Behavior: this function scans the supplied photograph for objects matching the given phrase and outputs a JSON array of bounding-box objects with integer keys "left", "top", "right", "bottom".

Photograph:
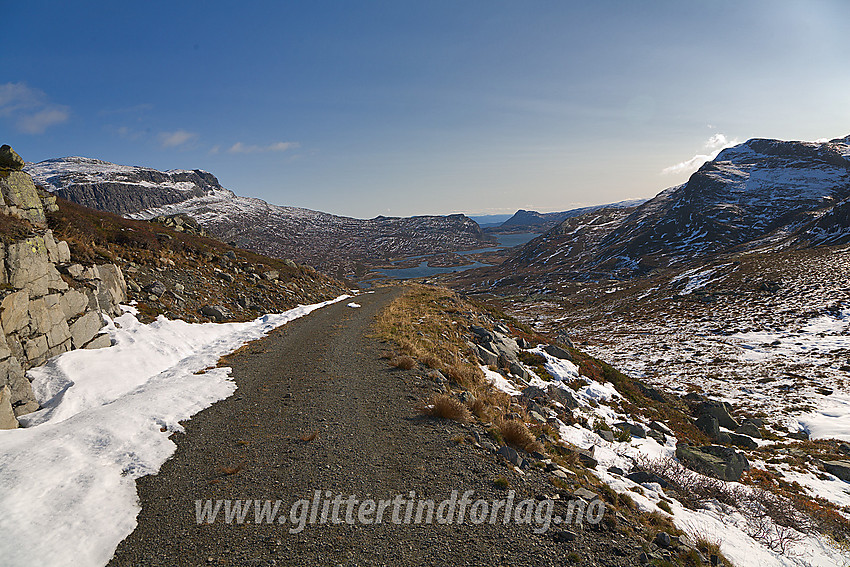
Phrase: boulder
[
  {"left": 475, "top": 344, "right": 499, "bottom": 367},
  {"left": 736, "top": 422, "right": 762, "bottom": 439},
  {"left": 200, "top": 305, "right": 230, "bottom": 322},
  {"left": 598, "top": 429, "right": 615, "bottom": 442},
  {"left": 5, "top": 237, "right": 52, "bottom": 296},
  {"left": 0, "top": 290, "right": 29, "bottom": 333},
  {"left": 0, "top": 145, "right": 25, "bottom": 170},
  {"left": 543, "top": 344, "right": 572, "bottom": 360},
  {"left": 509, "top": 361, "right": 530, "bottom": 381},
  {"left": 614, "top": 421, "right": 646, "bottom": 438},
  {"left": 144, "top": 280, "right": 167, "bottom": 297},
  {"left": 59, "top": 289, "right": 89, "bottom": 320},
  {"left": 696, "top": 401, "right": 740, "bottom": 430},
  {"left": 676, "top": 444, "right": 749, "bottom": 482},
  {"left": 497, "top": 445, "right": 523, "bottom": 467},
  {"left": 470, "top": 325, "right": 493, "bottom": 342},
  {"left": 728, "top": 433, "right": 758, "bottom": 450},
  {"left": 489, "top": 332, "right": 519, "bottom": 362},
  {"left": 695, "top": 414, "right": 720, "bottom": 439},
  {"left": 84, "top": 334, "right": 112, "bottom": 350},
  {"left": 547, "top": 384, "right": 578, "bottom": 409},
  {"left": 0, "top": 170, "right": 46, "bottom": 226},
  {"left": 823, "top": 461, "right": 850, "bottom": 482},
  {"left": 626, "top": 470, "right": 669, "bottom": 488},
  {"left": 0, "top": 385, "right": 18, "bottom": 429}
]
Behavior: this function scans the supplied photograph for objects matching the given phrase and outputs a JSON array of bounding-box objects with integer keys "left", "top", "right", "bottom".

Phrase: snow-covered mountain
[
  {"left": 497, "top": 134, "right": 850, "bottom": 280},
  {"left": 497, "top": 199, "right": 647, "bottom": 233},
  {"left": 25, "top": 157, "right": 489, "bottom": 275}
]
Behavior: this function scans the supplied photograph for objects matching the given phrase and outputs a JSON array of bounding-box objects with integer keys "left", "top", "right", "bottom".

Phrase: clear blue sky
[{"left": 2, "top": 1, "right": 849, "bottom": 218}]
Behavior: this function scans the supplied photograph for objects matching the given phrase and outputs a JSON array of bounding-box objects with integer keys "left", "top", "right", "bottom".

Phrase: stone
[
  {"left": 509, "top": 361, "right": 530, "bottom": 381},
  {"left": 488, "top": 332, "right": 519, "bottom": 362},
  {"left": 626, "top": 470, "right": 669, "bottom": 488},
  {"left": 470, "top": 325, "right": 493, "bottom": 342},
  {"left": 23, "top": 335, "right": 49, "bottom": 365},
  {"left": 654, "top": 532, "right": 672, "bottom": 548},
  {"left": 696, "top": 401, "right": 740, "bottom": 430},
  {"left": 823, "top": 461, "right": 850, "bottom": 482},
  {"left": 144, "top": 280, "right": 167, "bottom": 297},
  {"left": 0, "top": 332, "right": 10, "bottom": 360},
  {"left": 56, "top": 240, "right": 71, "bottom": 263},
  {"left": 475, "top": 344, "right": 499, "bottom": 367},
  {"left": 547, "top": 384, "right": 578, "bottom": 409},
  {"left": 614, "top": 421, "right": 646, "bottom": 438},
  {"left": 93, "top": 264, "right": 127, "bottom": 315},
  {"left": 543, "top": 344, "right": 572, "bottom": 360},
  {"left": 647, "top": 429, "right": 667, "bottom": 445},
  {"left": 262, "top": 270, "right": 279, "bottom": 281},
  {"left": 608, "top": 466, "right": 625, "bottom": 476},
  {"left": 736, "top": 423, "right": 762, "bottom": 439},
  {"left": 0, "top": 145, "right": 25, "bottom": 170},
  {"left": 84, "top": 334, "right": 112, "bottom": 349},
  {"left": 218, "top": 272, "right": 234, "bottom": 283},
  {"left": 283, "top": 259, "right": 298, "bottom": 269},
  {"left": 649, "top": 421, "right": 674, "bottom": 435},
  {"left": 552, "top": 530, "right": 577, "bottom": 543},
  {"left": 70, "top": 311, "right": 104, "bottom": 349},
  {"left": 6, "top": 237, "right": 51, "bottom": 296},
  {"left": 497, "top": 445, "right": 523, "bottom": 467},
  {"left": 0, "top": 385, "right": 19, "bottom": 429},
  {"left": 598, "top": 429, "right": 615, "bottom": 442},
  {"left": 528, "top": 410, "right": 547, "bottom": 424},
  {"left": 838, "top": 443, "right": 850, "bottom": 455},
  {"left": 637, "top": 382, "right": 667, "bottom": 402},
  {"left": 728, "top": 433, "right": 758, "bottom": 450},
  {"left": 200, "top": 305, "right": 230, "bottom": 322},
  {"left": 676, "top": 444, "right": 749, "bottom": 482},
  {"left": 573, "top": 487, "right": 599, "bottom": 501},
  {"left": 0, "top": 170, "right": 46, "bottom": 225},
  {"left": 695, "top": 414, "right": 720, "bottom": 438},
  {"left": 59, "top": 289, "right": 89, "bottom": 320}
]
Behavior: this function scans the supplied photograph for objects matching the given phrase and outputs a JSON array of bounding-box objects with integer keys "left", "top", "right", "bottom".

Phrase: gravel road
[{"left": 108, "top": 287, "right": 641, "bottom": 566}]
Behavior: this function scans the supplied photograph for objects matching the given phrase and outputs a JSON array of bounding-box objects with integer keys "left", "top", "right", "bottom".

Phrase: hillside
[
  {"left": 474, "top": 135, "right": 850, "bottom": 284},
  {"left": 26, "top": 157, "right": 491, "bottom": 277},
  {"left": 496, "top": 199, "right": 647, "bottom": 233}
]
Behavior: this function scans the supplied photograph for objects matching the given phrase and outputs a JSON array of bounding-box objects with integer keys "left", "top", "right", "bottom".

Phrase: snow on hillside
[
  {"left": 482, "top": 348, "right": 849, "bottom": 566},
  {"left": 0, "top": 296, "right": 350, "bottom": 567},
  {"left": 26, "top": 157, "right": 211, "bottom": 193}
]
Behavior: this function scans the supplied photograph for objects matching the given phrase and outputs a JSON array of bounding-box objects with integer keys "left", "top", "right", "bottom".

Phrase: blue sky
[{"left": 2, "top": 1, "right": 849, "bottom": 218}]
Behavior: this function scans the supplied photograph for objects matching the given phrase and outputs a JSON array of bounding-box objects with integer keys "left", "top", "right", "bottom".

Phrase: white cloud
[
  {"left": 158, "top": 129, "right": 198, "bottom": 148},
  {"left": 227, "top": 141, "right": 300, "bottom": 154},
  {"left": 0, "top": 82, "right": 69, "bottom": 134},
  {"left": 662, "top": 133, "right": 739, "bottom": 175}
]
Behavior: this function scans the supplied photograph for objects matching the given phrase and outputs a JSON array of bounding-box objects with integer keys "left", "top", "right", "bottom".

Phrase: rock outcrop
[{"left": 0, "top": 146, "right": 128, "bottom": 426}]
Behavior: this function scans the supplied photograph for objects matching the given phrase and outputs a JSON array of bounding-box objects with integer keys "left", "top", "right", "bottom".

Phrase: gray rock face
[
  {"left": 0, "top": 156, "right": 128, "bottom": 417},
  {"left": 695, "top": 414, "right": 720, "bottom": 439},
  {"left": 676, "top": 444, "right": 749, "bottom": 482}
]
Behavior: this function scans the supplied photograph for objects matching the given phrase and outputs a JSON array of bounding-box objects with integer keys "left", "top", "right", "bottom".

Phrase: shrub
[{"left": 493, "top": 476, "right": 510, "bottom": 490}]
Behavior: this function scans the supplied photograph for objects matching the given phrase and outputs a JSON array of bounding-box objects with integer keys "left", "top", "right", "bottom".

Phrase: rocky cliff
[
  {"left": 25, "top": 156, "right": 491, "bottom": 276},
  {"left": 0, "top": 146, "right": 127, "bottom": 428},
  {"left": 26, "top": 156, "right": 221, "bottom": 215}
]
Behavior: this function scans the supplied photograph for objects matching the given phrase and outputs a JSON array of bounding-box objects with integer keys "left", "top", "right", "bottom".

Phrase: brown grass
[
  {"left": 389, "top": 355, "right": 417, "bottom": 370},
  {"left": 498, "top": 418, "right": 543, "bottom": 453},
  {"left": 217, "top": 463, "right": 244, "bottom": 476},
  {"left": 419, "top": 394, "right": 472, "bottom": 423}
]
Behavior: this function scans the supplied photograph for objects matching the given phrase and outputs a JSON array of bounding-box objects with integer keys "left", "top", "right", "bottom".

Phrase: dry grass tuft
[
  {"left": 217, "top": 463, "right": 244, "bottom": 476},
  {"left": 299, "top": 431, "right": 319, "bottom": 442},
  {"left": 498, "top": 418, "right": 543, "bottom": 453},
  {"left": 389, "top": 355, "right": 417, "bottom": 370},
  {"left": 419, "top": 394, "right": 472, "bottom": 423}
]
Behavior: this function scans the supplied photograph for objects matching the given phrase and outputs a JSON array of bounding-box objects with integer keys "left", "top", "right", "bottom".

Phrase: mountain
[
  {"left": 25, "top": 157, "right": 489, "bottom": 276},
  {"left": 490, "top": 135, "right": 850, "bottom": 282},
  {"left": 496, "top": 199, "right": 647, "bottom": 233}
]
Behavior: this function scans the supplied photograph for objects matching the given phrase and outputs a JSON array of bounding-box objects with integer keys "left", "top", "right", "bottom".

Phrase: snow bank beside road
[{"left": 0, "top": 295, "right": 349, "bottom": 567}]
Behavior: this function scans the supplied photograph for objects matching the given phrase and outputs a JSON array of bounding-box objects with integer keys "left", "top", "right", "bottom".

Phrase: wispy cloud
[
  {"left": 227, "top": 141, "right": 300, "bottom": 154},
  {"left": 662, "top": 133, "right": 739, "bottom": 175},
  {"left": 158, "top": 129, "right": 198, "bottom": 148},
  {"left": 0, "top": 82, "right": 70, "bottom": 134}
]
